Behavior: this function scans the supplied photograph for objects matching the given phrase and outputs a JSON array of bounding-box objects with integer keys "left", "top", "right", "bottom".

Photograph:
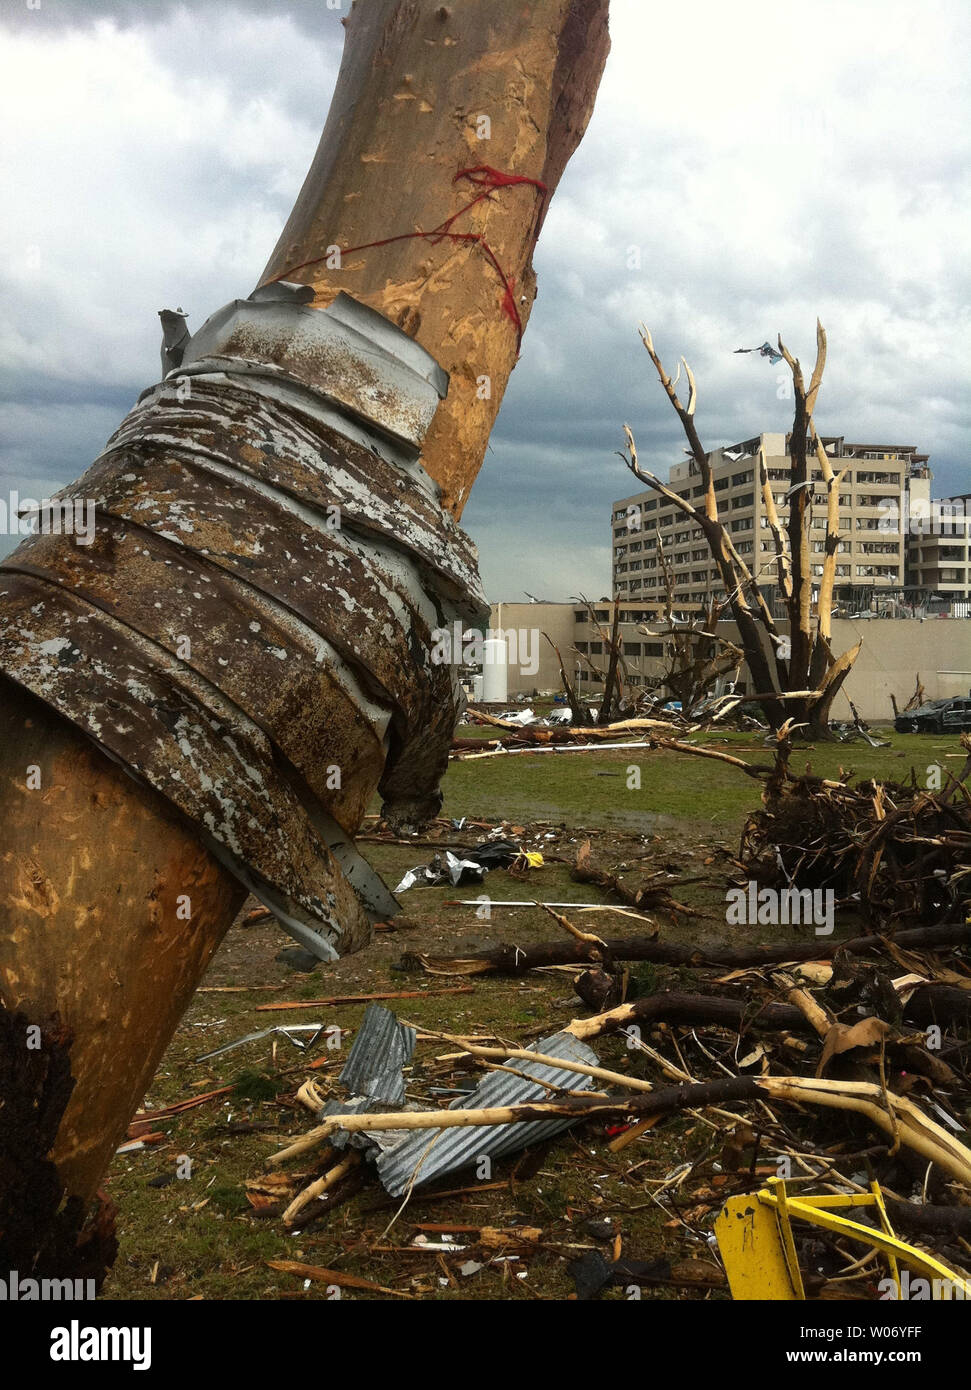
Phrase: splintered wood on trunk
[
  {"left": 261, "top": 0, "right": 610, "bottom": 517},
  {"left": 0, "top": 680, "right": 246, "bottom": 1203}
]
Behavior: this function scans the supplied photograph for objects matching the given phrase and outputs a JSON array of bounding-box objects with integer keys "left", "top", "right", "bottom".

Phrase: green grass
[{"left": 441, "top": 729, "right": 949, "bottom": 834}]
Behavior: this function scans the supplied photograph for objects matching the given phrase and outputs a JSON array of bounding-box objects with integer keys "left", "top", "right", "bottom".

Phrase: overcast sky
[{"left": 1, "top": 0, "right": 968, "bottom": 601}]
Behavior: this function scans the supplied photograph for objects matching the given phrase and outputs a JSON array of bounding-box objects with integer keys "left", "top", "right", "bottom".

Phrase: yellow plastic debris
[{"left": 715, "top": 1177, "right": 971, "bottom": 1301}]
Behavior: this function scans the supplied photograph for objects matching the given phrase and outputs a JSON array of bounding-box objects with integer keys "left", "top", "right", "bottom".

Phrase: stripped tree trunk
[
  {"left": 776, "top": 327, "right": 862, "bottom": 739},
  {"left": 0, "top": 0, "right": 609, "bottom": 1279},
  {"left": 262, "top": 0, "right": 611, "bottom": 519}
]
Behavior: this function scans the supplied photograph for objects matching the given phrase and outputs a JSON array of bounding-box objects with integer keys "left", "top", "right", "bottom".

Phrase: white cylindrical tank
[
  {"left": 472, "top": 674, "right": 484, "bottom": 703},
  {"left": 481, "top": 637, "right": 508, "bottom": 704}
]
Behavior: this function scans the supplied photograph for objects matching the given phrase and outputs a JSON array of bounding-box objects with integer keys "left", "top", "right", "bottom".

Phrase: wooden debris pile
[
  {"left": 257, "top": 874, "right": 971, "bottom": 1298},
  {"left": 225, "top": 740, "right": 971, "bottom": 1298},
  {"left": 741, "top": 733, "right": 971, "bottom": 929}
]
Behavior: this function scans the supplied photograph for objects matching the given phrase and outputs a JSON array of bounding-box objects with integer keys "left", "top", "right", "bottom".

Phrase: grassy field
[
  {"left": 442, "top": 727, "right": 950, "bottom": 830},
  {"left": 98, "top": 727, "right": 963, "bottom": 1301}
]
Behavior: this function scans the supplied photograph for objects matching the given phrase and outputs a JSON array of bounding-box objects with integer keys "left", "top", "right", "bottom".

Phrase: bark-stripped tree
[
  {"left": 570, "top": 597, "right": 631, "bottom": 723},
  {"left": 552, "top": 573, "right": 742, "bottom": 720},
  {"left": 635, "top": 531, "right": 743, "bottom": 713},
  {"left": 0, "top": 0, "right": 609, "bottom": 1280},
  {"left": 617, "top": 321, "right": 861, "bottom": 738}
]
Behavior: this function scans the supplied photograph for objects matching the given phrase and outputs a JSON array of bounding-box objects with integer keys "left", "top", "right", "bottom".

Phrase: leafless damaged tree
[{"left": 618, "top": 321, "right": 861, "bottom": 738}]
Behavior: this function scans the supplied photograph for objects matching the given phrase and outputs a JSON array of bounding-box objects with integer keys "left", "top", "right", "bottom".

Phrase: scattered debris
[
  {"left": 266, "top": 1260, "right": 415, "bottom": 1299},
  {"left": 393, "top": 839, "right": 532, "bottom": 893},
  {"left": 569, "top": 1249, "right": 677, "bottom": 1300},
  {"left": 131, "top": 1085, "right": 234, "bottom": 1126},
  {"left": 267, "top": 1008, "right": 603, "bottom": 1208},
  {"left": 741, "top": 735, "right": 971, "bottom": 929},
  {"left": 254, "top": 987, "right": 475, "bottom": 1013},
  {"left": 195, "top": 1024, "right": 337, "bottom": 1065},
  {"left": 126, "top": 738, "right": 971, "bottom": 1301}
]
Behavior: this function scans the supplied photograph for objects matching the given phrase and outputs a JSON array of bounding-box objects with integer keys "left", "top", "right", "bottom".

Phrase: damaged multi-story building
[{"left": 611, "top": 433, "right": 970, "bottom": 614}]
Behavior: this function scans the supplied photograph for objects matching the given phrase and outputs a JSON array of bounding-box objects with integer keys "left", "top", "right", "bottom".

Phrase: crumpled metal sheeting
[
  {"left": 0, "top": 287, "right": 487, "bottom": 956},
  {"left": 374, "top": 1031, "right": 602, "bottom": 1198},
  {"left": 9, "top": 519, "right": 389, "bottom": 836},
  {"left": 49, "top": 447, "right": 455, "bottom": 753},
  {"left": 181, "top": 290, "right": 447, "bottom": 455},
  {"left": 0, "top": 570, "right": 374, "bottom": 960},
  {"left": 99, "top": 368, "right": 482, "bottom": 607},
  {"left": 339, "top": 1003, "right": 417, "bottom": 1106},
  {"left": 320, "top": 1005, "right": 418, "bottom": 1150}
]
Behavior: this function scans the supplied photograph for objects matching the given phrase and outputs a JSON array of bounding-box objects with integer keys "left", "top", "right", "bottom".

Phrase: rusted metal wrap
[{"left": 0, "top": 286, "right": 487, "bottom": 960}]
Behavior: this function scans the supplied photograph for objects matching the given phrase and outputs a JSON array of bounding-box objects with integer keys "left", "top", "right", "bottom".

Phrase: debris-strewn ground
[{"left": 100, "top": 730, "right": 970, "bottom": 1301}]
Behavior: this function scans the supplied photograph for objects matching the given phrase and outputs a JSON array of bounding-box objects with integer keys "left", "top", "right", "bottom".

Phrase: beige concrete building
[
  {"left": 485, "top": 600, "right": 576, "bottom": 695},
  {"left": 487, "top": 599, "right": 971, "bottom": 721},
  {"left": 904, "top": 481, "right": 971, "bottom": 601},
  {"left": 481, "top": 434, "right": 968, "bottom": 718},
  {"left": 610, "top": 433, "right": 960, "bottom": 614}
]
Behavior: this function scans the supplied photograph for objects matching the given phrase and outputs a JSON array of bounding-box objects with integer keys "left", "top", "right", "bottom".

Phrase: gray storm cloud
[{"left": 1, "top": 0, "right": 968, "bottom": 599}]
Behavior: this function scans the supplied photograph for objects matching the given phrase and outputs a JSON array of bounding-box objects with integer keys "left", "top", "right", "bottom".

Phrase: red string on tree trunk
[{"left": 267, "top": 166, "right": 548, "bottom": 351}]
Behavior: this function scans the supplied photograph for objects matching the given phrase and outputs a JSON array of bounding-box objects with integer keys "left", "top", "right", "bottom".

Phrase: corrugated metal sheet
[
  {"left": 321, "top": 1096, "right": 421, "bottom": 1155},
  {"left": 0, "top": 284, "right": 487, "bottom": 959},
  {"left": 339, "top": 1003, "right": 416, "bottom": 1106},
  {"left": 374, "top": 1031, "right": 602, "bottom": 1197}
]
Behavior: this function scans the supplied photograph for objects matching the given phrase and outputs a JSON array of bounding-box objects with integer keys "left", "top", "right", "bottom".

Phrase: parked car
[{"left": 895, "top": 698, "right": 971, "bottom": 734}]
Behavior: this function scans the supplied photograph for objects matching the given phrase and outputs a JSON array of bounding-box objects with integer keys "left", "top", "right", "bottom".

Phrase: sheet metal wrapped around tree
[{"left": 0, "top": 285, "right": 487, "bottom": 961}]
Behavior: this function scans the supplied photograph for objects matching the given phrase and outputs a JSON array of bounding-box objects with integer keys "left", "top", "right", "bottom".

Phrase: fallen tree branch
[
  {"left": 281, "top": 1152, "right": 360, "bottom": 1227},
  {"left": 884, "top": 1200, "right": 971, "bottom": 1239},
  {"left": 464, "top": 709, "right": 681, "bottom": 738},
  {"left": 570, "top": 842, "right": 699, "bottom": 917},
  {"left": 564, "top": 991, "right": 811, "bottom": 1040},
  {"left": 269, "top": 1074, "right": 971, "bottom": 1185},
  {"left": 403, "top": 920, "right": 971, "bottom": 977},
  {"left": 266, "top": 1259, "right": 414, "bottom": 1299},
  {"left": 565, "top": 987, "right": 971, "bottom": 1042},
  {"left": 411, "top": 1028, "right": 655, "bottom": 1095}
]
